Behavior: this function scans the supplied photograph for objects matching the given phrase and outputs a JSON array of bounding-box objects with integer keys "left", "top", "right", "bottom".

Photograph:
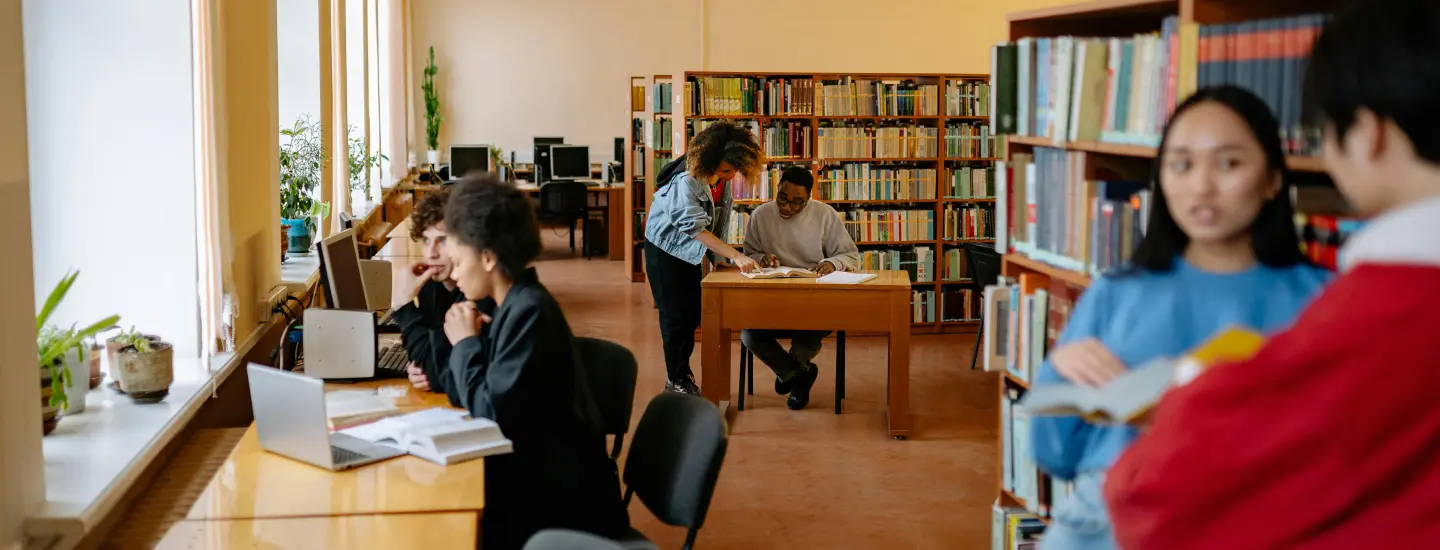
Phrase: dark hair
[
  {"left": 442, "top": 174, "right": 541, "bottom": 280},
  {"left": 685, "top": 122, "right": 762, "bottom": 181},
  {"left": 1128, "top": 85, "right": 1309, "bottom": 272},
  {"left": 778, "top": 166, "right": 814, "bottom": 193},
  {"left": 408, "top": 187, "right": 450, "bottom": 240},
  {"left": 1303, "top": 1, "right": 1440, "bottom": 165}
]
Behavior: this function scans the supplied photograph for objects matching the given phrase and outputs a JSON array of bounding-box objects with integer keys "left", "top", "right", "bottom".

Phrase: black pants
[{"left": 644, "top": 241, "right": 702, "bottom": 382}]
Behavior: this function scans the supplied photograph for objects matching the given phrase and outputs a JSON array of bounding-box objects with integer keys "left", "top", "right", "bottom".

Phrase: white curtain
[{"left": 191, "top": 0, "right": 232, "bottom": 359}]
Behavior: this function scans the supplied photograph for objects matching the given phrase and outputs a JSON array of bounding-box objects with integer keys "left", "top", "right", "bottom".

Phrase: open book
[
  {"left": 1015, "top": 326, "right": 1267, "bottom": 425},
  {"left": 742, "top": 266, "right": 820, "bottom": 279},
  {"left": 338, "top": 408, "right": 513, "bottom": 465}
]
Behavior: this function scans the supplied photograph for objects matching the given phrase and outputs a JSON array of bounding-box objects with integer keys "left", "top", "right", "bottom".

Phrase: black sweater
[
  {"left": 447, "top": 268, "right": 628, "bottom": 549},
  {"left": 392, "top": 280, "right": 492, "bottom": 407}
]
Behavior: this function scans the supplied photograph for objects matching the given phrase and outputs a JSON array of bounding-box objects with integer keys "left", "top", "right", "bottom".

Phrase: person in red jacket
[{"left": 1104, "top": 1, "right": 1440, "bottom": 548}]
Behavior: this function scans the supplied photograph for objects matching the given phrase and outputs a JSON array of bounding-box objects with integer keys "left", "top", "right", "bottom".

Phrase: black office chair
[
  {"left": 524, "top": 529, "right": 629, "bottom": 550},
  {"left": 537, "top": 181, "right": 591, "bottom": 257},
  {"left": 965, "top": 243, "right": 1002, "bottom": 370},
  {"left": 620, "top": 393, "right": 728, "bottom": 550},
  {"left": 737, "top": 331, "right": 846, "bottom": 414},
  {"left": 574, "top": 337, "right": 638, "bottom": 459}
]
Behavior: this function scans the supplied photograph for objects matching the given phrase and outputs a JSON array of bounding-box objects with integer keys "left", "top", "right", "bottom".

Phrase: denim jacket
[{"left": 644, "top": 170, "right": 731, "bottom": 266}]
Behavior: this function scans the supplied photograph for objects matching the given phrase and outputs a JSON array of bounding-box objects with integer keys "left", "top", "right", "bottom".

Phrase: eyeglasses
[{"left": 777, "top": 196, "right": 808, "bottom": 208}]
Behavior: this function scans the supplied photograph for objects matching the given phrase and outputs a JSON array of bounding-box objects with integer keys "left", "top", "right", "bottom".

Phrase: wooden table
[
  {"left": 699, "top": 271, "right": 915, "bottom": 438},
  {"left": 183, "top": 379, "right": 486, "bottom": 521},
  {"left": 155, "top": 513, "right": 478, "bottom": 549}
]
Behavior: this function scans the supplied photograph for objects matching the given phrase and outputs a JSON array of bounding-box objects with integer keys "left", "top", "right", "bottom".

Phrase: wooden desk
[
  {"left": 699, "top": 271, "right": 914, "bottom": 438},
  {"left": 156, "top": 513, "right": 478, "bottom": 549},
  {"left": 184, "top": 379, "right": 486, "bottom": 520}
]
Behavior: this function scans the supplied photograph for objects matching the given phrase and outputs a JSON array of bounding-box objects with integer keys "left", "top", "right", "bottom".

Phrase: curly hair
[
  {"left": 442, "top": 174, "right": 541, "bottom": 280},
  {"left": 408, "top": 187, "right": 451, "bottom": 240},
  {"left": 685, "top": 121, "right": 762, "bottom": 182}
]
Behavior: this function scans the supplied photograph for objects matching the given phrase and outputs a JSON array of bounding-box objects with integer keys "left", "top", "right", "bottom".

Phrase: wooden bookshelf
[
  {"left": 626, "top": 76, "right": 649, "bottom": 283},
  {"left": 684, "top": 71, "right": 998, "bottom": 330},
  {"left": 1008, "top": 135, "right": 1327, "bottom": 173}
]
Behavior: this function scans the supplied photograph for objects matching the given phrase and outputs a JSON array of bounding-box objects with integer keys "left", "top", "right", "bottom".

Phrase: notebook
[
  {"left": 1015, "top": 326, "right": 1266, "bottom": 425},
  {"left": 742, "top": 266, "right": 819, "bottom": 279},
  {"left": 338, "top": 408, "right": 513, "bottom": 465},
  {"left": 816, "top": 272, "right": 878, "bottom": 284}
]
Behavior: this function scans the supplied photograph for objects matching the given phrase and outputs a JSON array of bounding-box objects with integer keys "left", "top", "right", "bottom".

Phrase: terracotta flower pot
[
  {"left": 113, "top": 341, "right": 174, "bottom": 404},
  {"left": 39, "top": 372, "right": 60, "bottom": 435}
]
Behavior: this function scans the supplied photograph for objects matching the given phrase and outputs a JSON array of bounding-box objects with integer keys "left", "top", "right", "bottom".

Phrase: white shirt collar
[{"left": 1339, "top": 195, "right": 1440, "bottom": 272}]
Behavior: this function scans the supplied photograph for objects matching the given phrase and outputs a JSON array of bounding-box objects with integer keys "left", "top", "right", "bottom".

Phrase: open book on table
[
  {"left": 338, "top": 408, "right": 513, "bottom": 465},
  {"left": 1015, "top": 326, "right": 1267, "bottom": 425},
  {"left": 742, "top": 266, "right": 820, "bottom": 279}
]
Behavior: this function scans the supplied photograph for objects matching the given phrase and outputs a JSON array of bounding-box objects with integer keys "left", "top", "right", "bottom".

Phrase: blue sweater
[{"left": 1031, "top": 259, "right": 1330, "bottom": 480}]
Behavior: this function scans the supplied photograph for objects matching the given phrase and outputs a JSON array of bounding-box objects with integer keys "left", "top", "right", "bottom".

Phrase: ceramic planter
[
  {"left": 282, "top": 218, "right": 313, "bottom": 256},
  {"left": 427, "top": 149, "right": 439, "bottom": 166},
  {"left": 113, "top": 341, "right": 174, "bottom": 403},
  {"left": 107, "top": 334, "right": 161, "bottom": 370},
  {"left": 61, "top": 348, "right": 87, "bottom": 415}
]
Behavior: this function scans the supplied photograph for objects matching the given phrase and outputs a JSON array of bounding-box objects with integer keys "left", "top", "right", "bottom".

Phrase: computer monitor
[
  {"left": 449, "top": 144, "right": 492, "bottom": 180},
  {"left": 549, "top": 145, "right": 590, "bottom": 181},
  {"left": 318, "top": 229, "right": 369, "bottom": 310},
  {"left": 534, "top": 136, "right": 564, "bottom": 147}
]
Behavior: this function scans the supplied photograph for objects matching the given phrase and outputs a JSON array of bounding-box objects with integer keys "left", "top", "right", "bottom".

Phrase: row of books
[
  {"left": 652, "top": 154, "right": 672, "bottom": 187},
  {"left": 685, "top": 76, "right": 818, "bottom": 116},
  {"left": 652, "top": 117, "right": 674, "bottom": 151},
  {"left": 1196, "top": 14, "right": 1329, "bottom": 155},
  {"left": 839, "top": 209, "right": 936, "bottom": 243},
  {"left": 941, "top": 247, "right": 969, "bottom": 282},
  {"left": 859, "top": 246, "right": 935, "bottom": 284},
  {"left": 941, "top": 288, "right": 979, "bottom": 322},
  {"left": 653, "top": 81, "right": 673, "bottom": 114},
  {"left": 763, "top": 121, "right": 811, "bottom": 159},
  {"left": 631, "top": 118, "right": 644, "bottom": 144},
  {"left": 817, "top": 125, "right": 939, "bottom": 159},
  {"left": 631, "top": 211, "right": 647, "bottom": 241},
  {"left": 818, "top": 165, "right": 937, "bottom": 201},
  {"left": 723, "top": 210, "right": 750, "bottom": 245},
  {"left": 948, "top": 165, "right": 996, "bottom": 199},
  {"left": 945, "top": 123, "right": 997, "bottom": 159},
  {"left": 991, "top": 503, "right": 1046, "bottom": 550},
  {"left": 947, "top": 80, "right": 991, "bottom": 117},
  {"left": 1296, "top": 213, "right": 1367, "bottom": 271},
  {"left": 942, "top": 204, "right": 995, "bottom": 240},
  {"left": 913, "top": 290, "right": 937, "bottom": 323},
  {"left": 818, "top": 78, "right": 940, "bottom": 116},
  {"left": 1006, "top": 148, "right": 1153, "bottom": 276},
  {"left": 630, "top": 85, "right": 646, "bottom": 112}
]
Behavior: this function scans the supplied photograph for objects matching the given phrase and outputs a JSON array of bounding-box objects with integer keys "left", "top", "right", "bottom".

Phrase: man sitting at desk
[
  {"left": 742, "top": 166, "right": 860, "bottom": 410},
  {"left": 394, "top": 189, "right": 494, "bottom": 406}
]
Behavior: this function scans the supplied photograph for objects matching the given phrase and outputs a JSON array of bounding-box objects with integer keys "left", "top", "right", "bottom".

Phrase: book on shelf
[
  {"left": 941, "top": 247, "right": 968, "bottom": 282},
  {"left": 742, "top": 266, "right": 820, "bottom": 279},
  {"left": 945, "top": 122, "right": 995, "bottom": 158},
  {"left": 816, "top": 271, "right": 877, "bottom": 285},
  {"left": 947, "top": 164, "right": 995, "bottom": 199},
  {"left": 652, "top": 117, "right": 673, "bottom": 150},
  {"left": 817, "top": 123, "right": 939, "bottom": 159},
  {"left": 1005, "top": 148, "right": 1151, "bottom": 276},
  {"left": 943, "top": 204, "right": 995, "bottom": 240},
  {"left": 912, "top": 289, "right": 936, "bottom": 323},
  {"left": 653, "top": 81, "right": 673, "bottom": 114},
  {"left": 1015, "top": 326, "right": 1267, "bottom": 425},
  {"left": 819, "top": 164, "right": 937, "bottom": 201},
  {"left": 763, "top": 120, "right": 811, "bottom": 159},
  {"left": 817, "top": 77, "right": 940, "bottom": 116},
  {"left": 947, "top": 79, "right": 991, "bottom": 117},
  {"left": 631, "top": 85, "right": 646, "bottom": 111},
  {"left": 860, "top": 247, "right": 934, "bottom": 283},
  {"left": 941, "top": 288, "right": 977, "bottom": 321},
  {"left": 339, "top": 408, "right": 513, "bottom": 466},
  {"left": 1297, "top": 213, "right": 1367, "bottom": 270},
  {"left": 839, "top": 209, "right": 936, "bottom": 243},
  {"left": 982, "top": 273, "right": 1078, "bottom": 385},
  {"left": 685, "top": 76, "right": 815, "bottom": 116}
]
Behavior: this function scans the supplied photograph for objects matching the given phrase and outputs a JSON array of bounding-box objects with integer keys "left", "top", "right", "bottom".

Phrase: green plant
[
  {"left": 36, "top": 271, "right": 119, "bottom": 410},
  {"left": 423, "top": 46, "right": 442, "bottom": 151},
  {"left": 490, "top": 146, "right": 505, "bottom": 170},
  {"left": 279, "top": 115, "right": 330, "bottom": 230},
  {"left": 111, "top": 327, "right": 154, "bottom": 353},
  {"left": 348, "top": 127, "right": 389, "bottom": 196}
]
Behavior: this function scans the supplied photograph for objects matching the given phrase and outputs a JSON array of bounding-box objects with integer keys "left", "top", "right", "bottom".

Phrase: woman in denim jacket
[{"left": 644, "top": 122, "right": 762, "bottom": 394}]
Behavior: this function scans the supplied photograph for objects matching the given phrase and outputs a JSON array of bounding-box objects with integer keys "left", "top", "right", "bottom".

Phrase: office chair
[
  {"left": 620, "top": 393, "right": 728, "bottom": 550},
  {"left": 537, "top": 181, "right": 591, "bottom": 257},
  {"left": 964, "top": 243, "right": 1002, "bottom": 370},
  {"left": 737, "top": 331, "right": 846, "bottom": 414},
  {"left": 573, "top": 337, "right": 638, "bottom": 460},
  {"left": 523, "top": 529, "right": 629, "bottom": 550}
]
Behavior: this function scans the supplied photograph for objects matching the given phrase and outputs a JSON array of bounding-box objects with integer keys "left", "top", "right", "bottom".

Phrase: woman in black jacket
[{"left": 441, "top": 175, "right": 628, "bottom": 550}]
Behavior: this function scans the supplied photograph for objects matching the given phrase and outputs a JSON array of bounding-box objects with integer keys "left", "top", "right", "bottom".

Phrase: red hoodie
[{"left": 1105, "top": 196, "right": 1440, "bottom": 549}]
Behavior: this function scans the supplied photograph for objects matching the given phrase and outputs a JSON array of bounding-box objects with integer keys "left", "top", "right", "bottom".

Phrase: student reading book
[
  {"left": 1105, "top": 4, "right": 1440, "bottom": 547},
  {"left": 1030, "top": 87, "right": 1330, "bottom": 550}
]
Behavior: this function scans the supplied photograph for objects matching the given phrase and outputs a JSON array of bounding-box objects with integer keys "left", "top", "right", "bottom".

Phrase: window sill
[{"left": 279, "top": 253, "right": 320, "bottom": 296}]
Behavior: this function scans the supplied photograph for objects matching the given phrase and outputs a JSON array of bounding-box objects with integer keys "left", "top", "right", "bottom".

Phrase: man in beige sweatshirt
[{"left": 741, "top": 166, "right": 860, "bottom": 410}]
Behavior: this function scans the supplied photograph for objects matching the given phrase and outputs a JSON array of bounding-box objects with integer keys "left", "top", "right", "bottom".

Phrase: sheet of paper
[
  {"left": 324, "top": 390, "right": 393, "bottom": 420},
  {"left": 816, "top": 272, "right": 878, "bottom": 284}
]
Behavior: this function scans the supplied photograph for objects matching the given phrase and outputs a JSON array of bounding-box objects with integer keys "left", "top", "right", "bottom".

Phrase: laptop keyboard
[
  {"left": 332, "top": 446, "right": 367, "bottom": 465},
  {"left": 377, "top": 344, "right": 409, "bottom": 378}
]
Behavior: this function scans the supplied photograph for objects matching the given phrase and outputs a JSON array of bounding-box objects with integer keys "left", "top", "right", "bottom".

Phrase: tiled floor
[{"left": 534, "top": 233, "right": 999, "bottom": 549}]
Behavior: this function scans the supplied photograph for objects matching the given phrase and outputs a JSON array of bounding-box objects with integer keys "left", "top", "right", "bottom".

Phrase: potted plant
[
  {"left": 423, "top": 46, "right": 442, "bottom": 166},
  {"left": 348, "top": 126, "right": 388, "bottom": 204},
  {"left": 111, "top": 327, "right": 174, "bottom": 404},
  {"left": 36, "top": 271, "right": 120, "bottom": 432},
  {"left": 279, "top": 115, "right": 331, "bottom": 255}
]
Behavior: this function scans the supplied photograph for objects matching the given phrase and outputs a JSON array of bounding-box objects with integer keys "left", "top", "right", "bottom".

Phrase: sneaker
[
  {"left": 774, "top": 376, "right": 791, "bottom": 395},
  {"left": 786, "top": 363, "right": 819, "bottom": 410},
  {"left": 666, "top": 375, "right": 700, "bottom": 395}
]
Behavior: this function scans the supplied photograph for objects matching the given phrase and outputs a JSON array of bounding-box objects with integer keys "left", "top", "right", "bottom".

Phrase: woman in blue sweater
[{"left": 1032, "top": 86, "right": 1330, "bottom": 549}]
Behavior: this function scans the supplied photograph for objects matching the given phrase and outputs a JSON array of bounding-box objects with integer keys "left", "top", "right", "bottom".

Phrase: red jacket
[{"left": 1105, "top": 196, "right": 1440, "bottom": 549}]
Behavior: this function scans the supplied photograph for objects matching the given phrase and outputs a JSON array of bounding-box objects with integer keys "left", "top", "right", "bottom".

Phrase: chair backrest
[
  {"left": 622, "top": 393, "right": 728, "bottom": 531},
  {"left": 573, "top": 337, "right": 637, "bottom": 438},
  {"left": 964, "top": 243, "right": 1001, "bottom": 288},
  {"left": 523, "top": 529, "right": 627, "bottom": 550},
  {"left": 539, "top": 181, "right": 589, "bottom": 216}
]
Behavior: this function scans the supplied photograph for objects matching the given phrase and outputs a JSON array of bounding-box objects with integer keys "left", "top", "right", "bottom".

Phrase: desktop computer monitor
[
  {"left": 449, "top": 144, "right": 492, "bottom": 180},
  {"left": 549, "top": 145, "right": 590, "bottom": 181},
  {"left": 318, "top": 229, "right": 369, "bottom": 310},
  {"left": 534, "top": 136, "right": 564, "bottom": 147}
]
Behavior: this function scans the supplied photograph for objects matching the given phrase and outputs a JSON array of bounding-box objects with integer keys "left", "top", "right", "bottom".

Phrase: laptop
[{"left": 247, "top": 364, "right": 406, "bottom": 470}]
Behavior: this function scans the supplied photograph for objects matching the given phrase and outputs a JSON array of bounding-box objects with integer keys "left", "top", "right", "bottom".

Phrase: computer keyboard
[
  {"left": 376, "top": 344, "right": 409, "bottom": 378},
  {"left": 331, "top": 445, "right": 367, "bottom": 465}
]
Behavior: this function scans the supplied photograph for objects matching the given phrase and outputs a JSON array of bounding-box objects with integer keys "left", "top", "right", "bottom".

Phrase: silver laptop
[{"left": 247, "top": 364, "right": 405, "bottom": 470}]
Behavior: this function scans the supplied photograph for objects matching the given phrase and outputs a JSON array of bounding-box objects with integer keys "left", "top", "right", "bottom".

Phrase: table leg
[
  {"left": 700, "top": 288, "right": 731, "bottom": 407},
  {"left": 608, "top": 192, "right": 624, "bottom": 260},
  {"left": 887, "top": 290, "right": 912, "bottom": 439}
]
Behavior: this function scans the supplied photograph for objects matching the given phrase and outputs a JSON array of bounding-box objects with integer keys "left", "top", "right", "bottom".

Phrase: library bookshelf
[
  {"left": 682, "top": 71, "right": 997, "bottom": 334},
  {"left": 626, "top": 76, "right": 649, "bottom": 282},
  {"left": 987, "top": 0, "right": 1353, "bottom": 542}
]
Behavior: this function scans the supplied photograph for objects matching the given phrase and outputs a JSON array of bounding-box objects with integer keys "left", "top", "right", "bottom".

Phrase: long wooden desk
[
  {"left": 699, "top": 271, "right": 914, "bottom": 438},
  {"left": 400, "top": 182, "right": 628, "bottom": 260},
  {"left": 156, "top": 513, "right": 478, "bottom": 549},
  {"left": 183, "top": 379, "right": 485, "bottom": 521}
]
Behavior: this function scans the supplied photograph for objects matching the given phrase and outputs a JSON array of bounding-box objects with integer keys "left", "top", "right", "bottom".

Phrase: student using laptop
[
  {"left": 441, "top": 175, "right": 627, "bottom": 550},
  {"left": 740, "top": 166, "right": 860, "bottom": 409}
]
